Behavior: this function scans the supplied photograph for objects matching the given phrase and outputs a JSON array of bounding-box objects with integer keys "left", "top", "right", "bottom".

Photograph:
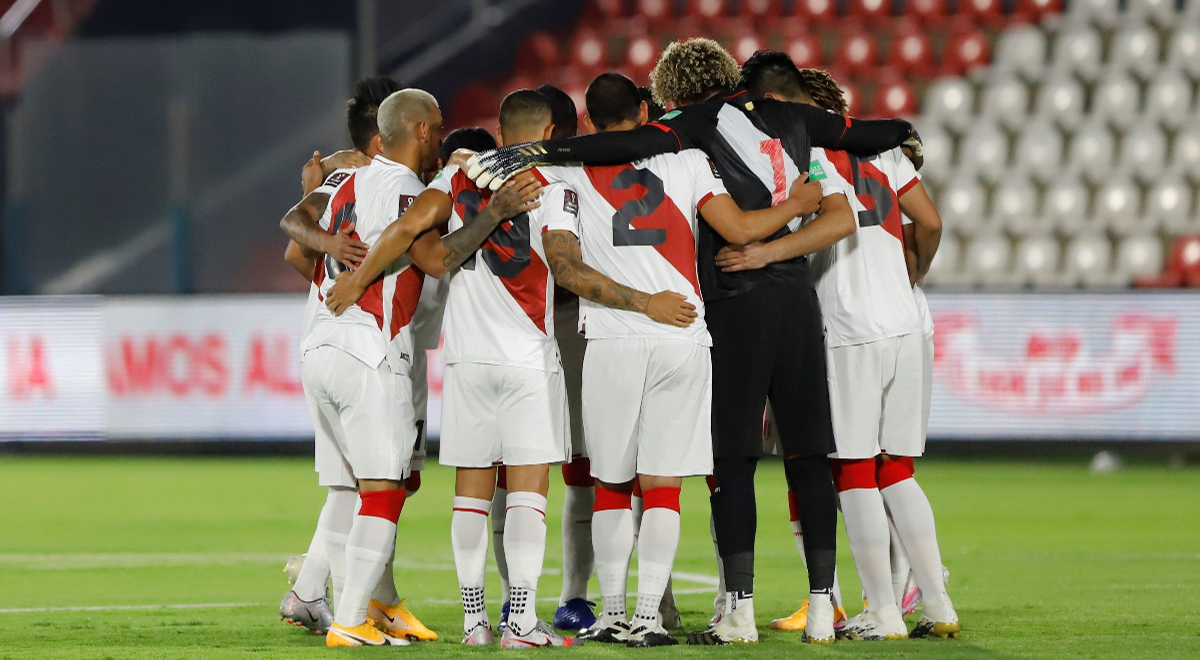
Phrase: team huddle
[{"left": 277, "top": 37, "right": 958, "bottom": 648}]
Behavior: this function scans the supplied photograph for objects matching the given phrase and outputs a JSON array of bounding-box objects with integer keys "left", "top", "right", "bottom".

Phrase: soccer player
[
  {"left": 277, "top": 77, "right": 430, "bottom": 642},
  {"left": 715, "top": 61, "right": 959, "bottom": 640},
  {"left": 279, "top": 89, "right": 445, "bottom": 647},
  {"left": 465, "top": 39, "right": 920, "bottom": 644},
  {"left": 536, "top": 72, "right": 829, "bottom": 647}
]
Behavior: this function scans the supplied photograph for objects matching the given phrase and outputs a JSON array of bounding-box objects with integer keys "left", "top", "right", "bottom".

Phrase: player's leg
[
  {"left": 769, "top": 489, "right": 847, "bottom": 632},
  {"left": 553, "top": 299, "right": 597, "bottom": 630},
  {"left": 628, "top": 479, "right": 680, "bottom": 630},
  {"left": 705, "top": 477, "right": 726, "bottom": 627},
  {"left": 282, "top": 485, "right": 354, "bottom": 634},
  {"left": 491, "top": 466, "right": 510, "bottom": 629}
]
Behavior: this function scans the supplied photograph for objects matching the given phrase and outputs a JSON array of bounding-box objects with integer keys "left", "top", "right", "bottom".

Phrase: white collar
[{"left": 372, "top": 154, "right": 418, "bottom": 178}]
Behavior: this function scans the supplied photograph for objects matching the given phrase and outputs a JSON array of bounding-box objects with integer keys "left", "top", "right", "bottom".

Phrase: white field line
[{"left": 0, "top": 602, "right": 262, "bottom": 614}]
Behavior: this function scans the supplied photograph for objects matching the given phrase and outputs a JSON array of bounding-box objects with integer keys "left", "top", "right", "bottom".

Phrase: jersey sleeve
[
  {"left": 536, "top": 182, "right": 581, "bottom": 237},
  {"left": 427, "top": 164, "right": 458, "bottom": 196},
  {"left": 537, "top": 122, "right": 684, "bottom": 165},
  {"left": 890, "top": 148, "right": 922, "bottom": 197},
  {"left": 688, "top": 151, "right": 729, "bottom": 211},
  {"left": 314, "top": 168, "right": 354, "bottom": 196},
  {"left": 808, "top": 148, "right": 851, "bottom": 199},
  {"left": 792, "top": 104, "right": 912, "bottom": 157}
]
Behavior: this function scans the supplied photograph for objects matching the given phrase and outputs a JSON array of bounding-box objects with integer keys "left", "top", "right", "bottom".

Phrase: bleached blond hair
[
  {"left": 377, "top": 88, "right": 439, "bottom": 146},
  {"left": 650, "top": 38, "right": 740, "bottom": 107}
]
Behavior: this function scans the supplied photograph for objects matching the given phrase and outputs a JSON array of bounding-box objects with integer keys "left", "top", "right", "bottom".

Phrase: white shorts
[
  {"left": 409, "top": 347, "right": 428, "bottom": 472},
  {"left": 300, "top": 346, "right": 416, "bottom": 483},
  {"left": 827, "top": 333, "right": 925, "bottom": 460},
  {"left": 439, "top": 362, "right": 571, "bottom": 468},
  {"left": 555, "top": 298, "right": 587, "bottom": 458},
  {"left": 582, "top": 338, "right": 713, "bottom": 484},
  {"left": 921, "top": 332, "right": 934, "bottom": 440},
  {"left": 308, "top": 387, "right": 355, "bottom": 488}
]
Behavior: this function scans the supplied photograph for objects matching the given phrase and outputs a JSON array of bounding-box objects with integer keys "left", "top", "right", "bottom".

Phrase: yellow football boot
[
  {"left": 770, "top": 600, "right": 808, "bottom": 631},
  {"left": 326, "top": 621, "right": 409, "bottom": 647},
  {"left": 368, "top": 599, "right": 438, "bottom": 641}
]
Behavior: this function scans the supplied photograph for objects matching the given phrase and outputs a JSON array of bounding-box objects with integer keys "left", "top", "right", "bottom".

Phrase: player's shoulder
[{"left": 317, "top": 168, "right": 356, "bottom": 193}]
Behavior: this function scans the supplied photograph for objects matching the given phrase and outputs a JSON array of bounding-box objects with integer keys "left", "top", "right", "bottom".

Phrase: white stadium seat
[
  {"left": 1094, "top": 177, "right": 1142, "bottom": 228},
  {"left": 1127, "top": 0, "right": 1179, "bottom": 27},
  {"left": 1013, "top": 235, "right": 1061, "bottom": 287},
  {"left": 1121, "top": 124, "right": 1168, "bottom": 182},
  {"left": 938, "top": 175, "right": 989, "bottom": 236},
  {"left": 1043, "top": 175, "right": 1093, "bottom": 236},
  {"left": 991, "top": 176, "right": 1043, "bottom": 234},
  {"left": 1063, "top": 234, "right": 1116, "bottom": 287},
  {"left": 1170, "top": 125, "right": 1200, "bottom": 180},
  {"left": 922, "top": 233, "right": 961, "bottom": 286},
  {"left": 1064, "top": 0, "right": 1120, "bottom": 27},
  {"left": 1144, "top": 70, "right": 1194, "bottom": 129},
  {"left": 1109, "top": 23, "right": 1161, "bottom": 80},
  {"left": 1051, "top": 26, "right": 1105, "bottom": 81},
  {"left": 978, "top": 74, "right": 1030, "bottom": 130},
  {"left": 1167, "top": 25, "right": 1200, "bottom": 81},
  {"left": 911, "top": 120, "right": 953, "bottom": 183},
  {"left": 1144, "top": 176, "right": 1194, "bottom": 225},
  {"left": 963, "top": 233, "right": 1015, "bottom": 287},
  {"left": 1091, "top": 73, "right": 1141, "bottom": 130},
  {"left": 1066, "top": 121, "right": 1116, "bottom": 182},
  {"left": 1115, "top": 234, "right": 1165, "bottom": 283},
  {"left": 993, "top": 25, "right": 1048, "bottom": 81},
  {"left": 923, "top": 77, "right": 975, "bottom": 132},
  {"left": 958, "top": 121, "right": 1010, "bottom": 183},
  {"left": 1034, "top": 75, "right": 1086, "bottom": 129},
  {"left": 1013, "top": 121, "right": 1063, "bottom": 181}
]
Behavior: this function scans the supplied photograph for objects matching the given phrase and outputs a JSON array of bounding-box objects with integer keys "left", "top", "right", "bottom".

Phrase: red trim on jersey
[
  {"left": 788, "top": 491, "right": 801, "bottom": 522},
  {"left": 876, "top": 454, "right": 915, "bottom": 489},
  {"left": 562, "top": 457, "right": 595, "bottom": 487},
  {"left": 897, "top": 177, "right": 920, "bottom": 198},
  {"left": 358, "top": 489, "right": 407, "bottom": 522},
  {"left": 697, "top": 191, "right": 716, "bottom": 212},
  {"left": 390, "top": 265, "right": 425, "bottom": 339},
  {"left": 724, "top": 89, "right": 749, "bottom": 100},
  {"left": 530, "top": 167, "right": 549, "bottom": 186},
  {"left": 642, "top": 486, "right": 681, "bottom": 512},
  {"left": 831, "top": 458, "right": 878, "bottom": 492},
  {"left": 824, "top": 150, "right": 906, "bottom": 246},
  {"left": 358, "top": 278, "right": 386, "bottom": 330},
  {"left": 645, "top": 122, "right": 683, "bottom": 150},
  {"left": 584, "top": 164, "right": 702, "bottom": 297},
  {"left": 593, "top": 486, "right": 633, "bottom": 512},
  {"left": 313, "top": 173, "right": 358, "bottom": 293}
]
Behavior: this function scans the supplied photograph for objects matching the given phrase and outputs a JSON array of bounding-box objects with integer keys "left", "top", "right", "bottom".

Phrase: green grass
[{"left": 1, "top": 456, "right": 1198, "bottom": 659}]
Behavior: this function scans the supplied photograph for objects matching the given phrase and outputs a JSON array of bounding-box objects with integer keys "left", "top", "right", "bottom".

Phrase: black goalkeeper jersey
[{"left": 533, "top": 89, "right": 914, "bottom": 301}]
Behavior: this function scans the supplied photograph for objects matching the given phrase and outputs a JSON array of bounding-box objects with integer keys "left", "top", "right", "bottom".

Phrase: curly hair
[
  {"left": 797, "top": 68, "right": 848, "bottom": 116},
  {"left": 650, "top": 38, "right": 740, "bottom": 107}
]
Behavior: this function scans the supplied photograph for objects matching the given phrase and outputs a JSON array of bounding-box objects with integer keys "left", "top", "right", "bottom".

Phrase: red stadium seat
[
  {"left": 834, "top": 28, "right": 879, "bottom": 77},
  {"left": 783, "top": 31, "right": 823, "bottom": 68},
  {"left": 793, "top": 0, "right": 839, "bottom": 25},
  {"left": 840, "top": 76, "right": 863, "bottom": 116},
  {"left": 872, "top": 74, "right": 919, "bottom": 117},
  {"left": 624, "top": 33, "right": 660, "bottom": 80},
  {"left": 728, "top": 31, "right": 768, "bottom": 64},
  {"left": 942, "top": 19, "right": 991, "bottom": 75},
  {"left": 581, "top": 0, "right": 627, "bottom": 21},
  {"left": 570, "top": 30, "right": 610, "bottom": 73},
  {"left": 634, "top": 0, "right": 675, "bottom": 27},
  {"left": 960, "top": 0, "right": 1006, "bottom": 27},
  {"left": 847, "top": 0, "right": 893, "bottom": 25},
  {"left": 1137, "top": 235, "right": 1200, "bottom": 288},
  {"left": 513, "top": 32, "right": 559, "bottom": 76},
  {"left": 740, "top": 0, "right": 785, "bottom": 24},
  {"left": 904, "top": 0, "right": 949, "bottom": 26},
  {"left": 449, "top": 83, "right": 499, "bottom": 129},
  {"left": 888, "top": 19, "right": 933, "bottom": 76},
  {"left": 1013, "top": 0, "right": 1063, "bottom": 23},
  {"left": 686, "top": 0, "right": 731, "bottom": 22}
]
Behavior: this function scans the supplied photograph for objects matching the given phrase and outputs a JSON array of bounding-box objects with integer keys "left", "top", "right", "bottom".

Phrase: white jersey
[
  {"left": 535, "top": 150, "right": 726, "bottom": 347},
  {"left": 806, "top": 146, "right": 923, "bottom": 348},
  {"left": 427, "top": 164, "right": 571, "bottom": 372},
  {"left": 300, "top": 156, "right": 427, "bottom": 371}
]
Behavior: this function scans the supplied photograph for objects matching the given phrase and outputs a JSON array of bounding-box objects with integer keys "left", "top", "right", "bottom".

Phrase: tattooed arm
[{"left": 542, "top": 230, "right": 697, "bottom": 328}]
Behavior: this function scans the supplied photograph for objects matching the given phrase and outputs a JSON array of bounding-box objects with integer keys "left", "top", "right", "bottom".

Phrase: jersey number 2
[{"left": 608, "top": 167, "right": 667, "bottom": 247}]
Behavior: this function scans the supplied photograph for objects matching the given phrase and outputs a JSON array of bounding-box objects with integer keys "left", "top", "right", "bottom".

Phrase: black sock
[
  {"left": 711, "top": 456, "right": 758, "bottom": 594},
  {"left": 784, "top": 454, "right": 838, "bottom": 592}
]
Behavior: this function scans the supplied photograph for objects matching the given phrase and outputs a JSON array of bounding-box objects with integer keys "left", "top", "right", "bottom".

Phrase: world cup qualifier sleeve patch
[
  {"left": 707, "top": 157, "right": 722, "bottom": 178},
  {"left": 563, "top": 189, "right": 579, "bottom": 215},
  {"left": 323, "top": 171, "right": 350, "bottom": 188},
  {"left": 808, "top": 160, "right": 828, "bottom": 181}
]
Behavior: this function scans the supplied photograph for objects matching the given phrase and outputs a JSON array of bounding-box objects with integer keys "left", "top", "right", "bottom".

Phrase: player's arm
[
  {"left": 284, "top": 152, "right": 345, "bottom": 280},
  {"left": 795, "top": 104, "right": 921, "bottom": 158},
  {"left": 898, "top": 181, "right": 942, "bottom": 277},
  {"left": 714, "top": 193, "right": 855, "bottom": 272},
  {"left": 542, "top": 230, "right": 697, "bottom": 328},
  {"left": 700, "top": 175, "right": 822, "bottom": 245},
  {"left": 902, "top": 223, "right": 920, "bottom": 286},
  {"left": 279, "top": 191, "right": 368, "bottom": 266},
  {"left": 320, "top": 149, "right": 371, "bottom": 177},
  {"left": 284, "top": 240, "right": 316, "bottom": 280}
]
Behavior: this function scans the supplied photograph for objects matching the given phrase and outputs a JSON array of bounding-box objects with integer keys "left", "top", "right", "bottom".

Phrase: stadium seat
[
  {"left": 904, "top": 0, "right": 949, "bottom": 26},
  {"left": 1109, "top": 23, "right": 1161, "bottom": 80},
  {"left": 993, "top": 24, "right": 1048, "bottom": 81},
  {"left": 959, "top": 121, "right": 1009, "bottom": 183},
  {"left": 782, "top": 31, "right": 823, "bottom": 68},
  {"left": 847, "top": 0, "right": 893, "bottom": 25},
  {"left": 686, "top": 0, "right": 731, "bottom": 22},
  {"left": 1051, "top": 26, "right": 1104, "bottom": 81},
  {"left": 991, "top": 176, "right": 1043, "bottom": 235},
  {"left": 1166, "top": 25, "right": 1200, "bottom": 80},
  {"left": 840, "top": 77, "right": 864, "bottom": 116},
  {"left": 1062, "top": 234, "right": 1115, "bottom": 287},
  {"left": 872, "top": 75, "right": 918, "bottom": 117},
  {"left": 793, "top": 0, "right": 839, "bottom": 25},
  {"left": 911, "top": 120, "right": 953, "bottom": 182},
  {"left": 1170, "top": 125, "right": 1200, "bottom": 180},
  {"left": 963, "top": 233, "right": 1015, "bottom": 286},
  {"left": 634, "top": 0, "right": 676, "bottom": 27},
  {"left": 1094, "top": 177, "right": 1142, "bottom": 229},
  {"left": 569, "top": 30, "right": 609, "bottom": 73},
  {"left": 1122, "top": 124, "right": 1168, "bottom": 182},
  {"left": 1091, "top": 73, "right": 1142, "bottom": 130},
  {"left": 1138, "top": 234, "right": 1200, "bottom": 286},
  {"left": 1145, "top": 176, "right": 1194, "bottom": 224},
  {"left": 1126, "top": 0, "right": 1179, "bottom": 28},
  {"left": 739, "top": 0, "right": 785, "bottom": 23},
  {"left": 449, "top": 83, "right": 500, "bottom": 129},
  {"left": 1116, "top": 234, "right": 1165, "bottom": 284},
  {"left": 1034, "top": 75, "right": 1086, "bottom": 129},
  {"left": 582, "top": 0, "right": 626, "bottom": 21},
  {"left": 1064, "top": 0, "right": 1120, "bottom": 27},
  {"left": 1013, "top": 121, "right": 1064, "bottom": 181},
  {"left": 1013, "top": 235, "right": 1062, "bottom": 286},
  {"left": 1065, "top": 121, "right": 1116, "bottom": 182},
  {"left": 939, "top": 175, "right": 989, "bottom": 236},
  {"left": 978, "top": 74, "right": 1030, "bottom": 130},
  {"left": 960, "top": 0, "right": 1006, "bottom": 28},
  {"left": 623, "top": 34, "right": 660, "bottom": 80},
  {"left": 941, "top": 20, "right": 991, "bottom": 76},
  {"left": 921, "top": 232, "right": 960, "bottom": 286},
  {"left": 514, "top": 32, "right": 559, "bottom": 76},
  {"left": 923, "top": 77, "right": 974, "bottom": 131},
  {"left": 1012, "top": 0, "right": 1063, "bottom": 24},
  {"left": 1044, "top": 175, "right": 1092, "bottom": 235},
  {"left": 834, "top": 28, "right": 879, "bottom": 77},
  {"left": 888, "top": 19, "right": 933, "bottom": 76},
  {"left": 1145, "top": 71, "right": 1194, "bottom": 129}
]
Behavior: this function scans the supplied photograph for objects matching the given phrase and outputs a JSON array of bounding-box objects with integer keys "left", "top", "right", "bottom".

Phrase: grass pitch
[{"left": 1, "top": 455, "right": 1198, "bottom": 659}]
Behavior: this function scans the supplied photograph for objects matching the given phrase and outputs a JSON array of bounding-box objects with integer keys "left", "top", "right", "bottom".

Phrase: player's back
[
  {"left": 806, "top": 146, "right": 921, "bottom": 347},
  {"left": 429, "top": 164, "right": 563, "bottom": 373},
  {"left": 537, "top": 149, "right": 719, "bottom": 347}
]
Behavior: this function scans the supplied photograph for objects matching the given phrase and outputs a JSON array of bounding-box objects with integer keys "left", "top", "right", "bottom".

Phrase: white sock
[
  {"left": 559, "top": 485, "right": 595, "bottom": 604},
  {"left": 882, "top": 478, "right": 957, "bottom": 622},
  {"left": 838, "top": 487, "right": 895, "bottom": 614},
  {"left": 371, "top": 557, "right": 400, "bottom": 607},
  {"left": 452, "top": 496, "right": 492, "bottom": 632},
  {"left": 335, "top": 514, "right": 397, "bottom": 627},
  {"left": 709, "top": 513, "right": 726, "bottom": 596},
  {"left": 593, "top": 502, "right": 634, "bottom": 621},
  {"left": 632, "top": 494, "right": 680, "bottom": 626},
  {"left": 491, "top": 486, "right": 510, "bottom": 605},
  {"left": 319, "top": 487, "right": 357, "bottom": 605},
  {"left": 887, "top": 513, "right": 911, "bottom": 608},
  {"left": 504, "top": 491, "right": 548, "bottom": 635},
  {"left": 292, "top": 488, "right": 350, "bottom": 601}
]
